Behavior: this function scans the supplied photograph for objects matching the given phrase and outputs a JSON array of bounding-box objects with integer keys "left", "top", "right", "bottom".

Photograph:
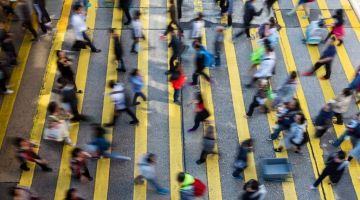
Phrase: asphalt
[{"left": 0, "top": 0, "right": 360, "bottom": 199}]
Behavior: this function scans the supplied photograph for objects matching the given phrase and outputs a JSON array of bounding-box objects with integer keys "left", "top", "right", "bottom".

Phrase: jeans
[
  {"left": 270, "top": 124, "right": 287, "bottom": 140},
  {"left": 174, "top": 89, "right": 180, "bottom": 102},
  {"left": 117, "top": 57, "right": 126, "bottom": 70}
]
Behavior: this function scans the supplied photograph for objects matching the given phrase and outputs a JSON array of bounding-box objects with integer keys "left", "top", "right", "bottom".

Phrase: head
[
  {"left": 243, "top": 179, "right": 259, "bottom": 192},
  {"left": 335, "top": 150, "right": 346, "bottom": 161},
  {"left": 169, "top": 0, "right": 174, "bottom": 5},
  {"left": 47, "top": 101, "right": 59, "bottom": 114},
  {"left": 0, "top": 20, "right": 5, "bottom": 29},
  {"left": 134, "top": 10, "right": 141, "bottom": 19},
  {"left": 193, "top": 41, "right": 201, "bottom": 51},
  {"left": 13, "top": 137, "right": 26, "bottom": 148},
  {"left": 146, "top": 153, "right": 156, "bottom": 164},
  {"left": 342, "top": 88, "right": 352, "bottom": 97},
  {"left": 56, "top": 50, "right": 66, "bottom": 58},
  {"left": 71, "top": 147, "right": 83, "bottom": 158},
  {"left": 288, "top": 98, "right": 300, "bottom": 110},
  {"left": 241, "top": 138, "right": 254, "bottom": 149},
  {"left": 109, "top": 28, "right": 118, "bottom": 37},
  {"left": 131, "top": 69, "right": 139, "bottom": 76},
  {"left": 289, "top": 71, "right": 297, "bottom": 80},
  {"left": 177, "top": 172, "right": 186, "bottom": 183},
  {"left": 258, "top": 79, "right": 268, "bottom": 89},
  {"left": 335, "top": 9, "right": 343, "bottom": 17},
  {"left": 73, "top": 4, "right": 84, "bottom": 14},
  {"left": 92, "top": 124, "right": 106, "bottom": 138},
  {"left": 66, "top": 188, "right": 78, "bottom": 200},
  {"left": 323, "top": 103, "right": 332, "bottom": 112},
  {"left": 294, "top": 112, "right": 306, "bottom": 124},
  {"left": 197, "top": 12, "right": 203, "bottom": 20},
  {"left": 108, "top": 80, "right": 117, "bottom": 89},
  {"left": 269, "top": 17, "right": 276, "bottom": 27}
]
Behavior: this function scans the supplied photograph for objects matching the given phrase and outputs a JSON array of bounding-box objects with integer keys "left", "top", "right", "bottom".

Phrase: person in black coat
[
  {"left": 310, "top": 151, "right": 347, "bottom": 189},
  {"left": 33, "top": 0, "right": 52, "bottom": 34},
  {"left": 0, "top": 20, "right": 17, "bottom": 65},
  {"left": 234, "top": 0, "right": 263, "bottom": 39},
  {"left": 241, "top": 179, "right": 267, "bottom": 200},
  {"left": 118, "top": 0, "right": 132, "bottom": 25},
  {"left": 166, "top": 29, "right": 184, "bottom": 74},
  {"left": 314, "top": 103, "right": 334, "bottom": 138},
  {"left": 232, "top": 139, "right": 253, "bottom": 180},
  {"left": 161, "top": 0, "right": 183, "bottom": 38},
  {"left": 190, "top": 42, "right": 211, "bottom": 86},
  {"left": 109, "top": 28, "right": 126, "bottom": 72}
]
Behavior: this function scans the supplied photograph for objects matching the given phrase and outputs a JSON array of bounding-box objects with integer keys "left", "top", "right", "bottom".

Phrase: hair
[
  {"left": 47, "top": 101, "right": 58, "bottom": 114},
  {"left": 330, "top": 36, "right": 337, "bottom": 42},
  {"left": 241, "top": 138, "right": 253, "bottom": 148},
  {"left": 130, "top": 69, "right": 138, "bottom": 76},
  {"left": 289, "top": 71, "right": 297, "bottom": 79},
  {"left": 197, "top": 12, "right": 203, "bottom": 19},
  {"left": 269, "top": 17, "right": 276, "bottom": 26},
  {"left": 56, "top": 50, "right": 63, "bottom": 58},
  {"left": 134, "top": 10, "right": 141, "bottom": 18},
  {"left": 243, "top": 179, "right": 259, "bottom": 191},
  {"left": 109, "top": 28, "right": 116, "bottom": 34},
  {"left": 342, "top": 88, "right": 352, "bottom": 97},
  {"left": 146, "top": 153, "right": 156, "bottom": 163},
  {"left": 73, "top": 4, "right": 83, "bottom": 11},
  {"left": 108, "top": 80, "right": 116, "bottom": 88},
  {"left": 335, "top": 9, "right": 343, "bottom": 17},
  {"left": 13, "top": 137, "right": 25, "bottom": 147},
  {"left": 71, "top": 147, "right": 82, "bottom": 158},
  {"left": 93, "top": 124, "right": 106, "bottom": 138},
  {"left": 65, "top": 188, "right": 77, "bottom": 200},
  {"left": 177, "top": 172, "right": 186, "bottom": 182},
  {"left": 337, "top": 150, "right": 346, "bottom": 160},
  {"left": 295, "top": 112, "right": 306, "bottom": 124}
]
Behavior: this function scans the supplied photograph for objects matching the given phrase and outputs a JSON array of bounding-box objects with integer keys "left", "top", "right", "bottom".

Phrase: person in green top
[{"left": 177, "top": 172, "right": 195, "bottom": 200}]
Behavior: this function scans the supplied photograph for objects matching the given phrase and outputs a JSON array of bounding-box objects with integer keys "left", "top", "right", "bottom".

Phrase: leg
[
  {"left": 228, "top": 14, "right": 233, "bottom": 27},
  {"left": 323, "top": 32, "right": 332, "bottom": 43},
  {"left": 313, "top": 169, "right": 330, "bottom": 187},
  {"left": 323, "top": 61, "right": 332, "bottom": 79},
  {"left": 174, "top": 89, "right": 180, "bottom": 102},
  {"left": 23, "top": 21, "right": 38, "bottom": 39},
  {"left": 192, "top": 72, "right": 200, "bottom": 85},
  {"left": 246, "top": 96, "right": 260, "bottom": 117},
  {"left": 189, "top": 114, "right": 202, "bottom": 131},
  {"left": 196, "top": 150, "right": 208, "bottom": 164},
  {"left": 245, "top": 25, "right": 251, "bottom": 38},
  {"left": 177, "top": 0, "right": 183, "bottom": 19},
  {"left": 123, "top": 7, "right": 132, "bottom": 24},
  {"left": 312, "top": 61, "right": 324, "bottom": 74},
  {"left": 303, "top": 3, "right": 310, "bottom": 16},
  {"left": 133, "top": 93, "right": 140, "bottom": 105},
  {"left": 0, "top": 79, "right": 7, "bottom": 92},
  {"left": 199, "top": 71, "right": 211, "bottom": 82},
  {"left": 118, "top": 57, "right": 126, "bottom": 71},
  {"left": 232, "top": 167, "right": 244, "bottom": 178},
  {"left": 332, "top": 131, "right": 349, "bottom": 147},
  {"left": 82, "top": 166, "right": 93, "bottom": 180},
  {"left": 124, "top": 108, "right": 139, "bottom": 123},
  {"left": 270, "top": 124, "right": 286, "bottom": 140},
  {"left": 139, "top": 92, "right": 147, "bottom": 101},
  {"left": 82, "top": 32, "right": 97, "bottom": 52},
  {"left": 147, "top": 178, "right": 165, "bottom": 192},
  {"left": 334, "top": 112, "right": 343, "bottom": 125}
]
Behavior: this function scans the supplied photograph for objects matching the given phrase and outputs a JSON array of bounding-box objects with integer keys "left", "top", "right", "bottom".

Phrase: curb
[{"left": 349, "top": 0, "right": 360, "bottom": 21}]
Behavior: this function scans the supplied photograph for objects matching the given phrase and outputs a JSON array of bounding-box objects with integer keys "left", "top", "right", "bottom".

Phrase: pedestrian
[
  {"left": 330, "top": 88, "right": 352, "bottom": 125},
  {"left": 169, "top": 62, "right": 187, "bottom": 104},
  {"left": 71, "top": 4, "right": 101, "bottom": 52},
  {"left": 177, "top": 172, "right": 207, "bottom": 199},
  {"left": 0, "top": 67, "right": 13, "bottom": 94},
  {"left": 226, "top": 0, "right": 234, "bottom": 27},
  {"left": 323, "top": 9, "right": 345, "bottom": 46},
  {"left": 160, "top": 0, "right": 183, "bottom": 39},
  {"left": 106, "top": 80, "right": 139, "bottom": 126},
  {"left": 264, "top": 0, "right": 277, "bottom": 16},
  {"left": 17, "top": 0, "right": 38, "bottom": 41},
  {"left": 43, "top": 101, "right": 73, "bottom": 145},
  {"left": 189, "top": 42, "right": 211, "bottom": 86},
  {"left": 70, "top": 147, "right": 93, "bottom": 182},
  {"left": 56, "top": 50, "right": 80, "bottom": 92},
  {"left": 214, "top": 26, "right": 224, "bottom": 67},
  {"left": 310, "top": 150, "right": 347, "bottom": 189},
  {"left": 273, "top": 112, "right": 307, "bottom": 153},
  {"left": 61, "top": 80, "right": 84, "bottom": 122},
  {"left": 86, "top": 124, "right": 131, "bottom": 160},
  {"left": 131, "top": 10, "right": 144, "bottom": 54},
  {"left": 191, "top": 12, "right": 205, "bottom": 43},
  {"left": 246, "top": 40, "right": 276, "bottom": 88},
  {"left": 240, "top": 179, "right": 267, "bottom": 200},
  {"left": 0, "top": 20, "right": 17, "bottom": 65},
  {"left": 134, "top": 153, "right": 169, "bottom": 195},
  {"left": 196, "top": 125, "right": 217, "bottom": 164},
  {"left": 267, "top": 98, "right": 301, "bottom": 140},
  {"left": 109, "top": 28, "right": 126, "bottom": 72},
  {"left": 245, "top": 79, "right": 270, "bottom": 118},
  {"left": 13, "top": 137, "right": 52, "bottom": 172},
  {"left": 129, "top": 69, "right": 146, "bottom": 105},
  {"left": 33, "top": 0, "right": 53, "bottom": 35},
  {"left": 263, "top": 17, "right": 280, "bottom": 48},
  {"left": 271, "top": 71, "right": 297, "bottom": 108},
  {"left": 187, "top": 92, "right": 210, "bottom": 132},
  {"left": 287, "top": 0, "right": 315, "bottom": 19},
  {"left": 302, "top": 36, "right": 337, "bottom": 80},
  {"left": 234, "top": 0, "right": 263, "bottom": 39},
  {"left": 117, "top": 0, "right": 132, "bottom": 25},
  {"left": 8, "top": 185, "right": 39, "bottom": 200},
  {"left": 348, "top": 65, "right": 360, "bottom": 103},
  {"left": 330, "top": 113, "right": 360, "bottom": 148},
  {"left": 314, "top": 103, "right": 334, "bottom": 138},
  {"left": 65, "top": 188, "right": 85, "bottom": 200},
  {"left": 232, "top": 138, "right": 254, "bottom": 180},
  {"left": 166, "top": 29, "right": 184, "bottom": 74}
]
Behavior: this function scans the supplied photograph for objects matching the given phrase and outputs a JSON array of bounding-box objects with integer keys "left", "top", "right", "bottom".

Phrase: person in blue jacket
[{"left": 129, "top": 69, "right": 147, "bottom": 106}]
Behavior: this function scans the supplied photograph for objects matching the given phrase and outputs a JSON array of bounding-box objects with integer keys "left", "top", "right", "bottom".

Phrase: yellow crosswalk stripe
[
  {"left": 193, "top": 1, "right": 222, "bottom": 199},
  {"left": 336, "top": 0, "right": 360, "bottom": 41},
  {"left": 167, "top": 1, "right": 184, "bottom": 200},
  {"left": 0, "top": 15, "right": 38, "bottom": 149},
  {"left": 309, "top": 0, "right": 360, "bottom": 197},
  {"left": 223, "top": 28, "right": 257, "bottom": 181},
  {"left": 273, "top": 2, "right": 335, "bottom": 200},
  {"left": 93, "top": 1, "right": 121, "bottom": 199},
  {"left": 133, "top": 0, "right": 150, "bottom": 198},
  {"left": 53, "top": 0, "right": 98, "bottom": 199},
  {"left": 249, "top": 28, "right": 298, "bottom": 200},
  {"left": 18, "top": 0, "right": 73, "bottom": 187}
]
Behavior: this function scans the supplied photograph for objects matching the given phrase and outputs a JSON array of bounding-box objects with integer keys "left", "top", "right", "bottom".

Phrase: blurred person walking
[
  {"left": 240, "top": 179, "right": 267, "bottom": 200},
  {"left": 187, "top": 92, "right": 210, "bottom": 132},
  {"left": 33, "top": 0, "right": 53, "bottom": 35},
  {"left": 287, "top": 0, "right": 315, "bottom": 19},
  {"left": 130, "top": 10, "right": 144, "bottom": 54},
  {"left": 271, "top": 71, "right": 297, "bottom": 108},
  {"left": 169, "top": 62, "right": 186, "bottom": 104},
  {"left": 65, "top": 188, "right": 85, "bottom": 200},
  {"left": 329, "top": 88, "right": 352, "bottom": 125},
  {"left": 0, "top": 20, "right": 17, "bottom": 65},
  {"left": 234, "top": 0, "right": 263, "bottom": 39},
  {"left": 232, "top": 138, "right": 253, "bottom": 180},
  {"left": 129, "top": 69, "right": 146, "bottom": 105},
  {"left": 17, "top": 0, "right": 38, "bottom": 41},
  {"left": 70, "top": 147, "right": 93, "bottom": 182},
  {"left": 118, "top": 0, "right": 132, "bottom": 25},
  {"left": 109, "top": 28, "right": 126, "bottom": 72},
  {"left": 314, "top": 103, "right": 334, "bottom": 138},
  {"left": 177, "top": 172, "right": 207, "bottom": 199},
  {"left": 160, "top": 0, "right": 182, "bottom": 39},
  {"left": 245, "top": 79, "right": 270, "bottom": 117},
  {"left": 8, "top": 185, "right": 39, "bottom": 200},
  {"left": 196, "top": 125, "right": 217, "bottom": 164}
]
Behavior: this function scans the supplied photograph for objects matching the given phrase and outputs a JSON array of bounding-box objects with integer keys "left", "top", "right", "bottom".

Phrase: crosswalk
[{"left": 1, "top": 0, "right": 360, "bottom": 199}]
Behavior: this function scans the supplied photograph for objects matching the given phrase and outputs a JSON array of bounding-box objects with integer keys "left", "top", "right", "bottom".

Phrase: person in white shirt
[
  {"left": 191, "top": 12, "right": 204, "bottom": 43},
  {"left": 71, "top": 4, "right": 100, "bottom": 52},
  {"left": 246, "top": 39, "right": 276, "bottom": 88},
  {"left": 105, "top": 80, "right": 139, "bottom": 126},
  {"left": 130, "top": 10, "right": 144, "bottom": 54}
]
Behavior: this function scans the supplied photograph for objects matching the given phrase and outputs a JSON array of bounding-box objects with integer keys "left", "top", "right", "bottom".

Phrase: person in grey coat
[{"left": 196, "top": 125, "right": 217, "bottom": 164}]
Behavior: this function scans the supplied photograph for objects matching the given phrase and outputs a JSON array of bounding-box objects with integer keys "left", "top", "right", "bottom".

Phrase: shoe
[
  {"left": 159, "top": 35, "right": 167, "bottom": 41},
  {"left": 91, "top": 49, "right": 101, "bottom": 53},
  {"left": 116, "top": 68, "right": 126, "bottom": 72},
  {"left": 309, "top": 185, "right": 317, "bottom": 190},
  {"left": 134, "top": 102, "right": 141, "bottom": 106},
  {"left": 157, "top": 188, "right": 169, "bottom": 195},
  {"left": 76, "top": 90, "right": 83, "bottom": 94},
  {"left": 188, "top": 82, "right": 196, "bottom": 86},
  {"left": 124, "top": 21, "right": 131, "bottom": 25},
  {"left": 130, "top": 50, "right": 138, "bottom": 54},
  {"left": 20, "top": 165, "right": 30, "bottom": 171},
  {"left": 320, "top": 76, "right": 329, "bottom": 80},
  {"left": 174, "top": 101, "right": 181, "bottom": 105},
  {"left": 42, "top": 167, "right": 53, "bottom": 172},
  {"left": 302, "top": 71, "right": 313, "bottom": 76},
  {"left": 232, "top": 174, "right": 243, "bottom": 180},
  {"left": 70, "top": 117, "right": 80, "bottom": 122},
  {"left": 129, "top": 120, "right": 139, "bottom": 125},
  {"left": 196, "top": 160, "right": 204, "bottom": 165},
  {"left": 4, "top": 89, "right": 14, "bottom": 94},
  {"left": 187, "top": 128, "right": 196, "bottom": 132},
  {"left": 273, "top": 147, "right": 283, "bottom": 152}
]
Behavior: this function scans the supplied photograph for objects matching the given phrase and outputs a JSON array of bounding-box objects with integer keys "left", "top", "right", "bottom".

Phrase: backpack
[
  {"left": 250, "top": 46, "right": 265, "bottom": 65},
  {"left": 193, "top": 178, "right": 207, "bottom": 197},
  {"left": 198, "top": 49, "right": 215, "bottom": 68}
]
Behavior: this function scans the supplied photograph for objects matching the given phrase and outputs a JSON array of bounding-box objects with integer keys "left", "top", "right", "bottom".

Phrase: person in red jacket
[{"left": 170, "top": 62, "right": 187, "bottom": 104}]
